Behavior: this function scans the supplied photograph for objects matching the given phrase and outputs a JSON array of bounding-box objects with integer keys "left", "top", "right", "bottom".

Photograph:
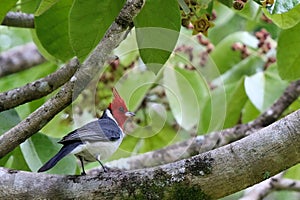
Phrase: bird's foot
[{"left": 102, "top": 166, "right": 110, "bottom": 173}]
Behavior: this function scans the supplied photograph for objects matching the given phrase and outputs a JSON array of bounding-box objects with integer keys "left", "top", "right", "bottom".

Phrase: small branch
[
  {"left": 252, "top": 79, "right": 300, "bottom": 127},
  {"left": 0, "top": 0, "right": 144, "bottom": 158},
  {"left": 90, "top": 79, "right": 300, "bottom": 172},
  {"left": 241, "top": 173, "right": 300, "bottom": 200},
  {"left": 240, "top": 173, "right": 283, "bottom": 200},
  {"left": 0, "top": 43, "right": 45, "bottom": 77},
  {"left": 271, "top": 178, "right": 300, "bottom": 192},
  {"left": 1, "top": 12, "right": 34, "bottom": 28},
  {"left": 1, "top": 109, "right": 300, "bottom": 199},
  {"left": 0, "top": 58, "right": 79, "bottom": 112}
]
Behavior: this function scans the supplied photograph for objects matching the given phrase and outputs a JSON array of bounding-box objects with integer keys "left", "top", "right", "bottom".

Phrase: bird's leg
[
  {"left": 79, "top": 156, "right": 86, "bottom": 175},
  {"left": 96, "top": 155, "right": 108, "bottom": 172}
]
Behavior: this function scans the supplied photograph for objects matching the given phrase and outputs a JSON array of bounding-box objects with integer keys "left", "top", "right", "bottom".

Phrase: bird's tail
[{"left": 38, "top": 142, "right": 81, "bottom": 172}]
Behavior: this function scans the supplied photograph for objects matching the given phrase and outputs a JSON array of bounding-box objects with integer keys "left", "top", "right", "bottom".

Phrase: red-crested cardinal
[{"left": 38, "top": 88, "right": 135, "bottom": 175}]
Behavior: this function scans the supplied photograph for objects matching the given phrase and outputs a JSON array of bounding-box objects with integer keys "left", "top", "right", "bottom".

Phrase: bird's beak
[{"left": 125, "top": 111, "right": 135, "bottom": 117}]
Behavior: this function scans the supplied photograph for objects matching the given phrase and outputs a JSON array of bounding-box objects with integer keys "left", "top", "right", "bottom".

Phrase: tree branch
[
  {"left": 0, "top": 0, "right": 144, "bottom": 158},
  {"left": 1, "top": 12, "right": 34, "bottom": 28},
  {"left": 1, "top": 109, "right": 300, "bottom": 199},
  {"left": 0, "top": 43, "right": 45, "bottom": 77},
  {"left": 90, "top": 79, "right": 300, "bottom": 172},
  {"left": 241, "top": 173, "right": 300, "bottom": 200},
  {"left": 0, "top": 58, "right": 79, "bottom": 112}
]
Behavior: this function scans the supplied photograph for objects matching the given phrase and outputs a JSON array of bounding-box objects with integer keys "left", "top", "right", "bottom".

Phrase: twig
[
  {"left": 0, "top": 43, "right": 46, "bottom": 77},
  {"left": 1, "top": 12, "right": 34, "bottom": 28},
  {"left": 240, "top": 172, "right": 300, "bottom": 200},
  {"left": 0, "top": 0, "right": 144, "bottom": 158},
  {"left": 0, "top": 58, "right": 79, "bottom": 112}
]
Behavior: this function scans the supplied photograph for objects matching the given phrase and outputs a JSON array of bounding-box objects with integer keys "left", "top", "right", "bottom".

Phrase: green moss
[
  {"left": 120, "top": 168, "right": 171, "bottom": 199},
  {"left": 166, "top": 183, "right": 211, "bottom": 200},
  {"left": 119, "top": 162, "right": 214, "bottom": 200},
  {"left": 263, "top": 171, "right": 270, "bottom": 179}
]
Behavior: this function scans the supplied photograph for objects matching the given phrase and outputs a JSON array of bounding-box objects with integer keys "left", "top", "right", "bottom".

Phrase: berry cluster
[
  {"left": 197, "top": 35, "right": 214, "bottom": 67},
  {"left": 175, "top": 34, "right": 215, "bottom": 70},
  {"left": 256, "top": 29, "right": 272, "bottom": 53},
  {"left": 231, "top": 29, "right": 276, "bottom": 69},
  {"left": 231, "top": 42, "right": 250, "bottom": 59},
  {"left": 255, "top": 29, "right": 276, "bottom": 68}
]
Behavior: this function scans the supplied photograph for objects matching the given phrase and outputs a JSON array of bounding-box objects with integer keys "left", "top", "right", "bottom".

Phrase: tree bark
[
  {"left": 0, "top": 43, "right": 45, "bottom": 77},
  {"left": 1, "top": 12, "right": 34, "bottom": 28},
  {"left": 1, "top": 108, "right": 300, "bottom": 199}
]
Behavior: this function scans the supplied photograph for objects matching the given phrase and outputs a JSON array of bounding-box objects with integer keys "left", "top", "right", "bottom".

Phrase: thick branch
[
  {"left": 1, "top": 109, "right": 300, "bottom": 199},
  {"left": 0, "top": 58, "right": 79, "bottom": 112},
  {"left": 0, "top": 0, "right": 144, "bottom": 158},
  {"left": 0, "top": 43, "right": 45, "bottom": 77},
  {"left": 1, "top": 12, "right": 34, "bottom": 28},
  {"left": 91, "top": 79, "right": 300, "bottom": 171}
]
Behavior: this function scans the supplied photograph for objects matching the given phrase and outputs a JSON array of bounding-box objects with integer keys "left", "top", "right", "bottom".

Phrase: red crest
[{"left": 109, "top": 88, "right": 129, "bottom": 129}]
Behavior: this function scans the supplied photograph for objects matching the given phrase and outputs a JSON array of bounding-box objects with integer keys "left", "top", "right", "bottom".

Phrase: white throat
[{"left": 105, "top": 109, "right": 118, "bottom": 125}]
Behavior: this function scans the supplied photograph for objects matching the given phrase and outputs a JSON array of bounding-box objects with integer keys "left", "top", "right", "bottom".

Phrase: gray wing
[{"left": 58, "top": 119, "right": 122, "bottom": 144}]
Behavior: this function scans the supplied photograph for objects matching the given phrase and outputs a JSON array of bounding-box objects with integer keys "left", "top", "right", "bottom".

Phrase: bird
[{"left": 38, "top": 88, "right": 135, "bottom": 175}]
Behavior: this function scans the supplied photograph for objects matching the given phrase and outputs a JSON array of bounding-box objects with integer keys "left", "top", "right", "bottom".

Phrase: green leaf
[
  {"left": 242, "top": 100, "right": 260, "bottom": 123},
  {"left": 277, "top": 22, "right": 300, "bottom": 80},
  {"left": 69, "top": 0, "right": 125, "bottom": 61},
  {"left": 138, "top": 123, "right": 177, "bottom": 153},
  {"left": 115, "top": 69, "right": 157, "bottom": 111},
  {"left": 210, "top": 31, "right": 258, "bottom": 74},
  {"left": 285, "top": 163, "right": 300, "bottom": 180},
  {"left": 244, "top": 65, "right": 288, "bottom": 112},
  {"left": 236, "top": 0, "right": 260, "bottom": 20},
  {"left": 199, "top": 85, "right": 226, "bottom": 133},
  {"left": 263, "top": 4, "right": 300, "bottom": 29},
  {"left": 113, "top": 30, "right": 139, "bottom": 66},
  {"left": 208, "top": 4, "right": 236, "bottom": 44},
  {"left": 3, "top": 147, "right": 30, "bottom": 171},
  {"left": 223, "top": 78, "right": 248, "bottom": 128},
  {"left": 34, "top": 0, "right": 75, "bottom": 62},
  {"left": 20, "top": 133, "right": 77, "bottom": 174},
  {"left": 0, "top": 109, "right": 29, "bottom": 171},
  {"left": 164, "top": 66, "right": 209, "bottom": 131},
  {"left": 134, "top": 0, "right": 181, "bottom": 74},
  {"left": 200, "top": 78, "right": 247, "bottom": 132},
  {"left": 35, "top": 0, "right": 60, "bottom": 16},
  {"left": 0, "top": 109, "right": 20, "bottom": 135},
  {"left": 218, "top": 0, "right": 233, "bottom": 7},
  {"left": 0, "top": 0, "right": 18, "bottom": 23},
  {"left": 128, "top": 105, "right": 178, "bottom": 153},
  {"left": 267, "top": 0, "right": 300, "bottom": 14},
  {"left": 212, "top": 55, "right": 265, "bottom": 86},
  {"left": 20, "top": 0, "right": 42, "bottom": 13}
]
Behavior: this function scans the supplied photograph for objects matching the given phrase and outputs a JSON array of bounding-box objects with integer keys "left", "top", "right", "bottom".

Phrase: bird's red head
[{"left": 109, "top": 88, "right": 135, "bottom": 129}]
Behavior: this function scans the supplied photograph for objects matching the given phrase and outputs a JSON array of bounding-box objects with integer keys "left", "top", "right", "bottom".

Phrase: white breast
[{"left": 70, "top": 136, "right": 124, "bottom": 162}]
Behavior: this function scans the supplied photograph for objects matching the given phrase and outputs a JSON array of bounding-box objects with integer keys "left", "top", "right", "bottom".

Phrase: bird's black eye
[{"left": 119, "top": 107, "right": 124, "bottom": 113}]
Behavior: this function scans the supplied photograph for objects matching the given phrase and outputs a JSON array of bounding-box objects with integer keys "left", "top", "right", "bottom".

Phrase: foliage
[{"left": 1, "top": 0, "right": 300, "bottom": 198}]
